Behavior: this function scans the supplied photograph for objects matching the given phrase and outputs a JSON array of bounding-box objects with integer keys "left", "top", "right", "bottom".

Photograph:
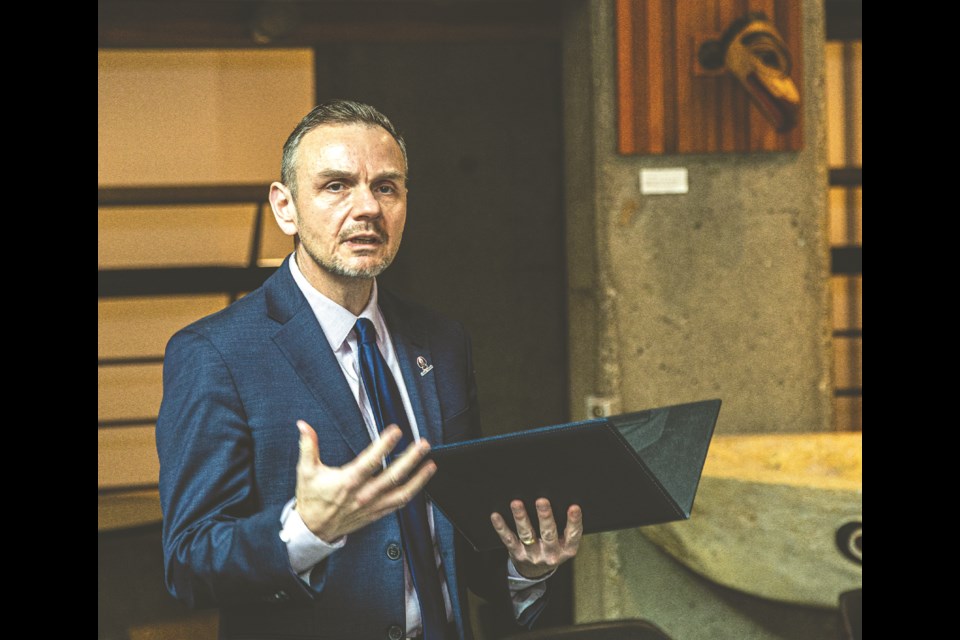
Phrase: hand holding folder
[
  {"left": 426, "top": 399, "right": 722, "bottom": 552},
  {"left": 490, "top": 497, "right": 584, "bottom": 579}
]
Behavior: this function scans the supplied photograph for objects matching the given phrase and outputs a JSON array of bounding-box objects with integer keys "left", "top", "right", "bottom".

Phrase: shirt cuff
[
  {"left": 279, "top": 499, "right": 346, "bottom": 580},
  {"left": 507, "top": 559, "right": 554, "bottom": 621}
]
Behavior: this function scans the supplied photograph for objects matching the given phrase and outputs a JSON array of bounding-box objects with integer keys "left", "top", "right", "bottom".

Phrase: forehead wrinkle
[{"left": 297, "top": 124, "right": 407, "bottom": 188}]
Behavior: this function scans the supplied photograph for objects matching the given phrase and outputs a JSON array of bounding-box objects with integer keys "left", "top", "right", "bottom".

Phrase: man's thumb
[{"left": 296, "top": 419, "right": 320, "bottom": 468}]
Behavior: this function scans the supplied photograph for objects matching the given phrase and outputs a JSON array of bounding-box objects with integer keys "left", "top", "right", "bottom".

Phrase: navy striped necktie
[{"left": 354, "top": 318, "right": 449, "bottom": 640}]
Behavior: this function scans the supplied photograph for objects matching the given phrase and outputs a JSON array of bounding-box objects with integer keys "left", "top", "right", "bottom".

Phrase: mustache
[{"left": 338, "top": 223, "right": 387, "bottom": 243}]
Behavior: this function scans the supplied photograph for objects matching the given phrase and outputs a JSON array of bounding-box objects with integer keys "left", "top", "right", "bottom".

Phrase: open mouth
[{"left": 342, "top": 232, "right": 385, "bottom": 248}]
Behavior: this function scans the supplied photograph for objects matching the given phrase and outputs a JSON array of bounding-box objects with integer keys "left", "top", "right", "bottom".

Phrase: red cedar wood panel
[
  {"left": 718, "top": 0, "right": 743, "bottom": 150},
  {"left": 674, "top": 1, "right": 694, "bottom": 151},
  {"left": 702, "top": 0, "right": 721, "bottom": 151},
  {"left": 714, "top": 0, "right": 739, "bottom": 151},
  {"left": 661, "top": 0, "right": 678, "bottom": 153},
  {"left": 678, "top": 0, "right": 718, "bottom": 152},
  {"left": 701, "top": 0, "right": 721, "bottom": 152},
  {"left": 778, "top": 0, "right": 803, "bottom": 151},
  {"left": 644, "top": 0, "right": 664, "bottom": 154},
  {"left": 616, "top": 0, "right": 636, "bottom": 153},
  {"left": 748, "top": 0, "right": 778, "bottom": 151},
  {"left": 616, "top": 0, "right": 803, "bottom": 154}
]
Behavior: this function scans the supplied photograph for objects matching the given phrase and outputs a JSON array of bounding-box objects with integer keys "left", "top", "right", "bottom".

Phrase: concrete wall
[{"left": 564, "top": 1, "right": 840, "bottom": 637}]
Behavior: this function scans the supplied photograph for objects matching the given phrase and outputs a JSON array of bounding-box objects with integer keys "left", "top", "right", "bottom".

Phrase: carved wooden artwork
[{"left": 616, "top": 0, "right": 803, "bottom": 154}]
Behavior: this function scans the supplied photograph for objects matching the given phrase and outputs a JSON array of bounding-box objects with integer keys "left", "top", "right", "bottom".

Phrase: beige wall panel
[
  {"left": 99, "top": 295, "right": 228, "bottom": 358},
  {"left": 825, "top": 41, "right": 861, "bottom": 168},
  {"left": 825, "top": 42, "right": 845, "bottom": 167},
  {"left": 98, "top": 49, "right": 314, "bottom": 186},
  {"left": 97, "top": 50, "right": 314, "bottom": 521},
  {"left": 830, "top": 278, "right": 854, "bottom": 330},
  {"left": 832, "top": 339, "right": 862, "bottom": 389},
  {"left": 850, "top": 277, "right": 862, "bottom": 328},
  {"left": 851, "top": 188, "right": 862, "bottom": 244},
  {"left": 98, "top": 426, "right": 159, "bottom": 487},
  {"left": 828, "top": 187, "right": 847, "bottom": 245},
  {"left": 833, "top": 396, "right": 862, "bottom": 432},
  {"left": 849, "top": 42, "right": 862, "bottom": 166},
  {"left": 99, "top": 204, "right": 260, "bottom": 267},
  {"left": 99, "top": 364, "right": 163, "bottom": 420},
  {"left": 832, "top": 341, "right": 850, "bottom": 389},
  {"left": 259, "top": 210, "right": 296, "bottom": 264}
]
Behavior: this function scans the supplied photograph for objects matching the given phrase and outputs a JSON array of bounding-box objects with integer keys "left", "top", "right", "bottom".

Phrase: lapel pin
[{"left": 416, "top": 356, "right": 434, "bottom": 377}]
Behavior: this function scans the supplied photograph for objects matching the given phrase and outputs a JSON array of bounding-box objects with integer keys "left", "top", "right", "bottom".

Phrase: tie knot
[{"left": 354, "top": 318, "right": 378, "bottom": 346}]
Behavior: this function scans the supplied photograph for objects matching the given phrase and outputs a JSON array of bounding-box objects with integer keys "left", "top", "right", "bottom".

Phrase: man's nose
[{"left": 350, "top": 185, "right": 381, "bottom": 218}]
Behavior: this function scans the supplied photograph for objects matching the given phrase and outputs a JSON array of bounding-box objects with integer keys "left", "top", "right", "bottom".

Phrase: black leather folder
[{"left": 426, "top": 398, "right": 721, "bottom": 551}]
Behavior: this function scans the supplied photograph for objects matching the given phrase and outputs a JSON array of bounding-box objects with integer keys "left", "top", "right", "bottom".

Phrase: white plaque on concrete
[{"left": 640, "top": 167, "right": 689, "bottom": 194}]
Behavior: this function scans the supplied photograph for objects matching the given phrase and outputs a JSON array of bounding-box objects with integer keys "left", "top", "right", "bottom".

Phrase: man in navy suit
[{"left": 156, "top": 100, "right": 582, "bottom": 639}]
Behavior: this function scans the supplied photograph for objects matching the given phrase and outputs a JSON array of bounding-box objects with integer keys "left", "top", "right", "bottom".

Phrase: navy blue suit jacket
[{"left": 156, "top": 259, "right": 514, "bottom": 639}]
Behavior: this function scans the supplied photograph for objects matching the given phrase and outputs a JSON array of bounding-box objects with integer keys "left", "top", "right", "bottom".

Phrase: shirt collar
[{"left": 288, "top": 254, "right": 388, "bottom": 352}]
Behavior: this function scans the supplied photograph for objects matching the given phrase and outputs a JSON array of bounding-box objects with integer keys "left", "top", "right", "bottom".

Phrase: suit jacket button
[
  {"left": 387, "top": 624, "right": 404, "bottom": 640},
  {"left": 273, "top": 590, "right": 288, "bottom": 602},
  {"left": 386, "top": 542, "right": 402, "bottom": 561}
]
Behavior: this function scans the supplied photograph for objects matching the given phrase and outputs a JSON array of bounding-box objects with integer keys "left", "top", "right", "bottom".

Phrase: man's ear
[{"left": 269, "top": 182, "right": 299, "bottom": 237}]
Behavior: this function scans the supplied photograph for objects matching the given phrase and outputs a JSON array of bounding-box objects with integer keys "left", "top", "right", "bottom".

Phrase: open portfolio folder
[{"left": 425, "top": 399, "right": 722, "bottom": 552}]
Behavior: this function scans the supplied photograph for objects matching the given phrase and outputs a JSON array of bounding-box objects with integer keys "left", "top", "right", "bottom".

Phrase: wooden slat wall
[
  {"left": 617, "top": 0, "right": 803, "bottom": 154},
  {"left": 826, "top": 39, "right": 862, "bottom": 432},
  {"left": 98, "top": 50, "right": 314, "bottom": 493}
]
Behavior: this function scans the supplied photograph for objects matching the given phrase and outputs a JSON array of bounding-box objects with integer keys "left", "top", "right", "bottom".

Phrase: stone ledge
[{"left": 641, "top": 432, "right": 862, "bottom": 607}]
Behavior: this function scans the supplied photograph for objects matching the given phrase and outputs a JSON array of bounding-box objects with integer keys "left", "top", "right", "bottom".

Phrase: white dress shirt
[{"left": 280, "top": 256, "right": 547, "bottom": 635}]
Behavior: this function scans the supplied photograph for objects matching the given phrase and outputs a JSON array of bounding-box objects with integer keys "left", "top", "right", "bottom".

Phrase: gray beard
[{"left": 299, "top": 242, "right": 394, "bottom": 280}]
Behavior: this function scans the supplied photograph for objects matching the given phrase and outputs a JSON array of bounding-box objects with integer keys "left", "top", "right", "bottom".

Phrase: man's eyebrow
[
  {"left": 312, "top": 170, "right": 355, "bottom": 182},
  {"left": 375, "top": 171, "right": 407, "bottom": 183},
  {"left": 310, "top": 170, "right": 407, "bottom": 182}
]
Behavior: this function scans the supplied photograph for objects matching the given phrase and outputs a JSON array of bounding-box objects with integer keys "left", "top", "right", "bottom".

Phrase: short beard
[{"left": 297, "top": 238, "right": 396, "bottom": 280}]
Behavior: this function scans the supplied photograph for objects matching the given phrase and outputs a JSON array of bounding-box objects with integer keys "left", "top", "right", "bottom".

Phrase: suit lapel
[
  {"left": 266, "top": 260, "right": 371, "bottom": 458},
  {"left": 380, "top": 293, "right": 445, "bottom": 447},
  {"left": 263, "top": 264, "right": 446, "bottom": 455}
]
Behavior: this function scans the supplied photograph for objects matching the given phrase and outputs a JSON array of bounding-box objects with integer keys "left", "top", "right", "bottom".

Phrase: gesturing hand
[
  {"left": 294, "top": 420, "right": 436, "bottom": 542},
  {"left": 490, "top": 498, "right": 583, "bottom": 580}
]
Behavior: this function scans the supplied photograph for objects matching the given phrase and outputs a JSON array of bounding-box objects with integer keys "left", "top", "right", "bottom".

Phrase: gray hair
[{"left": 280, "top": 99, "right": 408, "bottom": 196}]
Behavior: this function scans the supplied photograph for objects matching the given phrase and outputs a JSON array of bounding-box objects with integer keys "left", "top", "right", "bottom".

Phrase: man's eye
[
  {"left": 375, "top": 184, "right": 396, "bottom": 195},
  {"left": 326, "top": 182, "right": 346, "bottom": 192}
]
